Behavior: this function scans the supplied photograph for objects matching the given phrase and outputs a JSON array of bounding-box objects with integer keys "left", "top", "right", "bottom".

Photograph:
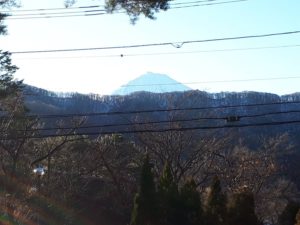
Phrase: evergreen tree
[
  {"left": 65, "top": 0, "right": 170, "bottom": 23},
  {"left": 205, "top": 176, "right": 227, "bottom": 225},
  {"left": 227, "top": 191, "right": 260, "bottom": 225},
  {"left": 278, "top": 201, "right": 300, "bottom": 225},
  {"left": 130, "top": 155, "right": 158, "bottom": 225},
  {"left": 158, "top": 162, "right": 180, "bottom": 225},
  {"left": 0, "top": 1, "right": 23, "bottom": 112},
  {"left": 0, "top": 50, "right": 24, "bottom": 118},
  {"left": 179, "top": 179, "right": 203, "bottom": 225}
]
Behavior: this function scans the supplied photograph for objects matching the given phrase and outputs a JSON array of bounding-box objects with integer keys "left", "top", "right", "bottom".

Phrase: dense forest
[{"left": 1, "top": 84, "right": 297, "bottom": 225}]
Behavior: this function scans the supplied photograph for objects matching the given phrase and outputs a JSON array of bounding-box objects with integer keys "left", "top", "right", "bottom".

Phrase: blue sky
[{"left": 0, "top": 0, "right": 299, "bottom": 95}]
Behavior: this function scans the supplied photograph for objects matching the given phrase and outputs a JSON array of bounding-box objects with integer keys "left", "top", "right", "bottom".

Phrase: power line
[
  {"left": 5, "top": 109, "right": 300, "bottom": 133},
  {"left": 3, "top": 0, "right": 218, "bottom": 13},
  {"left": 119, "top": 76, "right": 300, "bottom": 88},
  {"left": 13, "top": 44, "right": 300, "bottom": 60},
  {"left": 6, "top": 9, "right": 106, "bottom": 17},
  {"left": 10, "top": 30, "right": 300, "bottom": 54},
  {"left": 9, "top": 100, "right": 300, "bottom": 119},
  {"left": 171, "top": 0, "right": 221, "bottom": 6},
  {"left": 1, "top": 119, "right": 300, "bottom": 140},
  {"left": 240, "top": 110, "right": 300, "bottom": 119},
  {"left": 1, "top": 5, "right": 103, "bottom": 13},
  {"left": 6, "top": 11, "right": 107, "bottom": 20},
  {"left": 170, "top": 0, "right": 247, "bottom": 9},
  {"left": 5, "top": 0, "right": 248, "bottom": 20},
  {"left": 6, "top": 0, "right": 240, "bottom": 13}
]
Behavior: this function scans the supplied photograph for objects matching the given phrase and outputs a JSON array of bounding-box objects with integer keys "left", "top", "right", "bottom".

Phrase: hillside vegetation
[{"left": 0, "top": 85, "right": 299, "bottom": 225}]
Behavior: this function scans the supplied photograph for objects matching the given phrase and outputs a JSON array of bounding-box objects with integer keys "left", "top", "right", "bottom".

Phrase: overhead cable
[
  {"left": 6, "top": 100, "right": 300, "bottom": 119},
  {"left": 13, "top": 44, "right": 300, "bottom": 60},
  {"left": 5, "top": 0, "right": 248, "bottom": 20},
  {"left": 10, "top": 30, "right": 300, "bottom": 54},
  {"left": 1, "top": 5, "right": 103, "bottom": 13},
  {"left": 6, "top": 12, "right": 107, "bottom": 19},
  {"left": 171, "top": 0, "right": 221, "bottom": 5},
  {"left": 1, "top": 119, "right": 300, "bottom": 140},
  {"left": 6, "top": 9, "right": 106, "bottom": 17},
  {"left": 119, "top": 76, "right": 300, "bottom": 88},
  {"left": 3, "top": 0, "right": 219, "bottom": 13},
  {"left": 4, "top": 109, "right": 300, "bottom": 133},
  {"left": 171, "top": 0, "right": 247, "bottom": 9}
]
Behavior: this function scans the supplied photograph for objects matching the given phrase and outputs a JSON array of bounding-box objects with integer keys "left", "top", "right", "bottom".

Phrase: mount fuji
[{"left": 112, "top": 72, "right": 192, "bottom": 95}]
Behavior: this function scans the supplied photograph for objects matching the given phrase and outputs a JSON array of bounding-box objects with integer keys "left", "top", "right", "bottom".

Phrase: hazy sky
[{"left": 0, "top": 0, "right": 300, "bottom": 95}]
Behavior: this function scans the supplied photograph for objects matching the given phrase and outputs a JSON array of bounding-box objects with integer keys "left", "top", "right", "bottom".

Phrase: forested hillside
[
  {"left": 24, "top": 85, "right": 300, "bottom": 183},
  {"left": 24, "top": 84, "right": 300, "bottom": 142},
  {"left": 0, "top": 84, "right": 299, "bottom": 225}
]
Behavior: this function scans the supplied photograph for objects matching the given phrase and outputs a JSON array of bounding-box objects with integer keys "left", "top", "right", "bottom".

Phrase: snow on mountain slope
[{"left": 112, "top": 72, "right": 192, "bottom": 95}]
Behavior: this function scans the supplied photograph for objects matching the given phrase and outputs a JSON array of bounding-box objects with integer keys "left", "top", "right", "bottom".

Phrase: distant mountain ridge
[{"left": 112, "top": 72, "right": 192, "bottom": 95}]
